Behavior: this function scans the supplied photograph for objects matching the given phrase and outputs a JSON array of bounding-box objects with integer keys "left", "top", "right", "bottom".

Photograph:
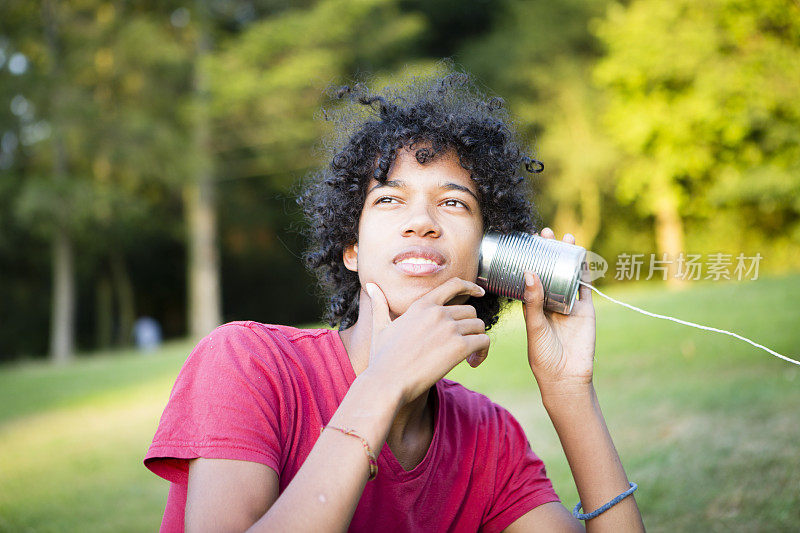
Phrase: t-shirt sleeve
[
  {"left": 481, "top": 406, "right": 561, "bottom": 533},
  {"left": 144, "top": 323, "right": 287, "bottom": 485}
]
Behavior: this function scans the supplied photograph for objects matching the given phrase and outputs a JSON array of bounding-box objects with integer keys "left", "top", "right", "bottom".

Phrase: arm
[
  {"left": 185, "top": 372, "right": 400, "bottom": 533},
  {"left": 184, "top": 279, "right": 490, "bottom": 532},
  {"left": 185, "top": 458, "right": 279, "bottom": 532},
  {"left": 497, "top": 228, "right": 645, "bottom": 532},
  {"left": 540, "top": 382, "right": 642, "bottom": 532},
  {"left": 505, "top": 384, "right": 642, "bottom": 533},
  {"left": 248, "top": 372, "right": 402, "bottom": 532}
]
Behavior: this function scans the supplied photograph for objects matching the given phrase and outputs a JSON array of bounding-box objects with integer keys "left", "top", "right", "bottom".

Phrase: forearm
[
  {"left": 540, "top": 382, "right": 645, "bottom": 532},
  {"left": 248, "top": 372, "right": 400, "bottom": 532}
]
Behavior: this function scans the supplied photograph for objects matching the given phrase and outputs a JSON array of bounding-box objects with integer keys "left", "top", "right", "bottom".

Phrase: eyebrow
[{"left": 367, "top": 180, "right": 480, "bottom": 203}]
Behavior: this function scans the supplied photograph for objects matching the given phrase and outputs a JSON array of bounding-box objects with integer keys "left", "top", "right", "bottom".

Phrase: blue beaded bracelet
[{"left": 572, "top": 482, "right": 638, "bottom": 521}]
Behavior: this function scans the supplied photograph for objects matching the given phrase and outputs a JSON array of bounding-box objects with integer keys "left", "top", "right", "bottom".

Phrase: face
[{"left": 343, "top": 147, "right": 484, "bottom": 318}]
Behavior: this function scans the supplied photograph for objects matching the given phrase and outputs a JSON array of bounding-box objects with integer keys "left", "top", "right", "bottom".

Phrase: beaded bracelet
[
  {"left": 321, "top": 424, "right": 378, "bottom": 481},
  {"left": 572, "top": 482, "right": 638, "bottom": 521}
]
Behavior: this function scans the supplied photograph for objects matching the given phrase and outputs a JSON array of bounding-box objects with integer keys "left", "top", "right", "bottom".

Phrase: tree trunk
[
  {"left": 653, "top": 180, "right": 686, "bottom": 286},
  {"left": 185, "top": 1, "right": 222, "bottom": 340},
  {"left": 110, "top": 251, "right": 135, "bottom": 347},
  {"left": 50, "top": 227, "right": 75, "bottom": 363},
  {"left": 552, "top": 179, "right": 602, "bottom": 251},
  {"left": 95, "top": 274, "right": 113, "bottom": 350},
  {"left": 44, "top": 0, "right": 76, "bottom": 363},
  {"left": 185, "top": 177, "right": 222, "bottom": 340}
]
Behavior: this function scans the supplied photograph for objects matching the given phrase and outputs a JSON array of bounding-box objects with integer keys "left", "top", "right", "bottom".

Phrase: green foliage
[
  {"left": 0, "top": 2, "right": 195, "bottom": 358},
  {"left": 594, "top": 0, "right": 800, "bottom": 249},
  {"left": 3, "top": 2, "right": 192, "bottom": 242},
  {"left": 207, "top": 0, "right": 428, "bottom": 183},
  {"left": 457, "top": 0, "right": 620, "bottom": 253},
  {"left": 3, "top": 0, "right": 800, "bottom": 359}
]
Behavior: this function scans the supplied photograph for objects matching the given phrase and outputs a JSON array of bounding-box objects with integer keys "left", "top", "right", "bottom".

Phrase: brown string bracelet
[{"left": 321, "top": 424, "right": 378, "bottom": 481}]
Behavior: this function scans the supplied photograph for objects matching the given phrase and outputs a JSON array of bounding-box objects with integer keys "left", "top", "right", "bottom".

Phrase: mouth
[{"left": 392, "top": 246, "right": 447, "bottom": 276}]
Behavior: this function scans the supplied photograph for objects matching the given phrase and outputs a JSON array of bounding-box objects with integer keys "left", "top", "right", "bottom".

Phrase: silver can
[{"left": 477, "top": 231, "right": 586, "bottom": 314}]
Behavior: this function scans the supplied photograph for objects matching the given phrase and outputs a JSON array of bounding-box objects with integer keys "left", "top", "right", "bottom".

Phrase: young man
[{"left": 144, "top": 73, "right": 645, "bottom": 532}]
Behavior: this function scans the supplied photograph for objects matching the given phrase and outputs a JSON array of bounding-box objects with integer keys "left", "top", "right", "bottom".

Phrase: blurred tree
[
  {"left": 458, "top": 0, "right": 617, "bottom": 254},
  {"left": 43, "top": 0, "right": 75, "bottom": 363},
  {"left": 185, "top": 0, "right": 222, "bottom": 341},
  {"left": 0, "top": 0, "right": 438, "bottom": 359},
  {"left": 0, "top": 2, "right": 53, "bottom": 359},
  {"left": 204, "top": 0, "right": 430, "bottom": 325},
  {"left": 207, "top": 0, "right": 427, "bottom": 182},
  {"left": 0, "top": 1, "right": 192, "bottom": 360},
  {"left": 594, "top": 0, "right": 800, "bottom": 276},
  {"left": 80, "top": 4, "right": 192, "bottom": 347},
  {"left": 12, "top": 0, "right": 82, "bottom": 363},
  {"left": 398, "top": 0, "right": 497, "bottom": 57}
]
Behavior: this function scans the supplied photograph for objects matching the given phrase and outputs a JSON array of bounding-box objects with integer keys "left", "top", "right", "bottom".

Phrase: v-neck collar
[{"left": 330, "top": 328, "right": 443, "bottom": 481}]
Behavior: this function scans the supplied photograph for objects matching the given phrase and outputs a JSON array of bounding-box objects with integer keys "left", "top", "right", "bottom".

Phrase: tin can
[{"left": 477, "top": 231, "right": 586, "bottom": 314}]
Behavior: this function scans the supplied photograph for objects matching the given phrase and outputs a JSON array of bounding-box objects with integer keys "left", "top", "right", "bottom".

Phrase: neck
[{"left": 338, "top": 287, "right": 434, "bottom": 447}]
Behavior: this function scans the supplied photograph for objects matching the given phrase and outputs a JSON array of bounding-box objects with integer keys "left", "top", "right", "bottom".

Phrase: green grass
[
  {"left": 2, "top": 274, "right": 800, "bottom": 531},
  {"left": 0, "top": 342, "right": 194, "bottom": 533}
]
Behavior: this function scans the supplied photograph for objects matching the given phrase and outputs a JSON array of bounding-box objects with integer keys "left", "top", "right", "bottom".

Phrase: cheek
[
  {"left": 461, "top": 229, "right": 484, "bottom": 278},
  {"left": 355, "top": 210, "right": 383, "bottom": 243}
]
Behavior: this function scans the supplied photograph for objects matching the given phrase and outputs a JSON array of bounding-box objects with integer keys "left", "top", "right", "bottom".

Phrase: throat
[{"left": 386, "top": 386, "right": 437, "bottom": 472}]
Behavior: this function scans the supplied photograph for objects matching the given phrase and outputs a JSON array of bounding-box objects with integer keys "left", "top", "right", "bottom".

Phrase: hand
[
  {"left": 364, "top": 277, "right": 490, "bottom": 404},
  {"left": 522, "top": 228, "right": 596, "bottom": 393}
]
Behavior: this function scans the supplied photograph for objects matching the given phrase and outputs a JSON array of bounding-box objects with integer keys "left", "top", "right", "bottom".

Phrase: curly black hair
[{"left": 298, "top": 69, "right": 543, "bottom": 330}]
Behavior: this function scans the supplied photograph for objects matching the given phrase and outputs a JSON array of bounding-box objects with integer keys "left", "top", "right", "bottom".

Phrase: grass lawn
[{"left": 1, "top": 274, "right": 799, "bottom": 531}]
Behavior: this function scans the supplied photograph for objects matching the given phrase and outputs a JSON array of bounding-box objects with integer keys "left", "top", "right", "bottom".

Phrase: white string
[{"left": 578, "top": 280, "right": 800, "bottom": 367}]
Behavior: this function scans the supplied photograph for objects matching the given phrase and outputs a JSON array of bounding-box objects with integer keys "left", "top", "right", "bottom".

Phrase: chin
[{"left": 383, "top": 287, "right": 457, "bottom": 318}]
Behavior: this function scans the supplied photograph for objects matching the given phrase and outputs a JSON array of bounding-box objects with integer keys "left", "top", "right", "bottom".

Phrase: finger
[
  {"left": 540, "top": 227, "right": 555, "bottom": 239},
  {"left": 365, "top": 283, "right": 391, "bottom": 335},
  {"left": 522, "top": 271, "right": 548, "bottom": 331},
  {"left": 463, "top": 334, "right": 490, "bottom": 361},
  {"left": 522, "top": 271, "right": 544, "bottom": 308},
  {"left": 422, "top": 277, "right": 485, "bottom": 306},
  {"left": 456, "top": 318, "right": 486, "bottom": 336},
  {"left": 446, "top": 304, "right": 478, "bottom": 320},
  {"left": 467, "top": 348, "right": 489, "bottom": 368},
  {"left": 577, "top": 261, "right": 593, "bottom": 303},
  {"left": 563, "top": 232, "right": 575, "bottom": 245}
]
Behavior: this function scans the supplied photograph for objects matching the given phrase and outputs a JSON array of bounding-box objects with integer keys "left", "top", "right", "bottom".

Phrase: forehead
[{"left": 367, "top": 148, "right": 478, "bottom": 194}]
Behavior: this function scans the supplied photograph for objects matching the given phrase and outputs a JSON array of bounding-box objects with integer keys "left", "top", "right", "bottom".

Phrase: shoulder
[
  {"left": 183, "top": 322, "right": 347, "bottom": 391},
  {"left": 190, "top": 321, "right": 335, "bottom": 363},
  {"left": 205, "top": 321, "right": 333, "bottom": 343}
]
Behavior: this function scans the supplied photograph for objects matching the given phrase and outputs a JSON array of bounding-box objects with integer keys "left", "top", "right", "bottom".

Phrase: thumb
[
  {"left": 522, "top": 271, "right": 547, "bottom": 332},
  {"left": 365, "top": 283, "right": 391, "bottom": 335}
]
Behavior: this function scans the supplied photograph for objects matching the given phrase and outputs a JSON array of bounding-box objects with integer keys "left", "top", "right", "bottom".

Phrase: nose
[{"left": 402, "top": 203, "right": 441, "bottom": 238}]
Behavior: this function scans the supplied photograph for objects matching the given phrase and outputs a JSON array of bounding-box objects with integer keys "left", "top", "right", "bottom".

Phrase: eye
[
  {"left": 374, "top": 196, "right": 400, "bottom": 205},
  {"left": 441, "top": 198, "right": 469, "bottom": 209}
]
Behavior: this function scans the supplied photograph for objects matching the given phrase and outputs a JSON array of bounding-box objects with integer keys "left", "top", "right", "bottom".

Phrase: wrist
[
  {"left": 538, "top": 380, "right": 596, "bottom": 411},
  {"left": 527, "top": 350, "right": 594, "bottom": 395},
  {"left": 352, "top": 369, "right": 404, "bottom": 414},
  {"left": 328, "top": 371, "right": 402, "bottom": 457}
]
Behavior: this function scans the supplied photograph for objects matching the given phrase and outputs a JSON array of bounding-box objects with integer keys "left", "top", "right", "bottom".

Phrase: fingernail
[
  {"left": 478, "top": 286, "right": 486, "bottom": 296},
  {"left": 524, "top": 272, "right": 534, "bottom": 286},
  {"left": 467, "top": 353, "right": 476, "bottom": 366},
  {"left": 365, "top": 283, "right": 375, "bottom": 298}
]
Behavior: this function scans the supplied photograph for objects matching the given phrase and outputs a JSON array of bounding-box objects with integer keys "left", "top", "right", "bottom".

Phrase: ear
[{"left": 343, "top": 242, "right": 358, "bottom": 272}]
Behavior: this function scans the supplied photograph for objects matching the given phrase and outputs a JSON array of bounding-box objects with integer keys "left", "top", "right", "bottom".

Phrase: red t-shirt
[{"left": 144, "top": 322, "right": 559, "bottom": 532}]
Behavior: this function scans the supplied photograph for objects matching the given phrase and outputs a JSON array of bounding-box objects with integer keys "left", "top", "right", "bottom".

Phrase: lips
[{"left": 392, "top": 246, "right": 447, "bottom": 276}]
